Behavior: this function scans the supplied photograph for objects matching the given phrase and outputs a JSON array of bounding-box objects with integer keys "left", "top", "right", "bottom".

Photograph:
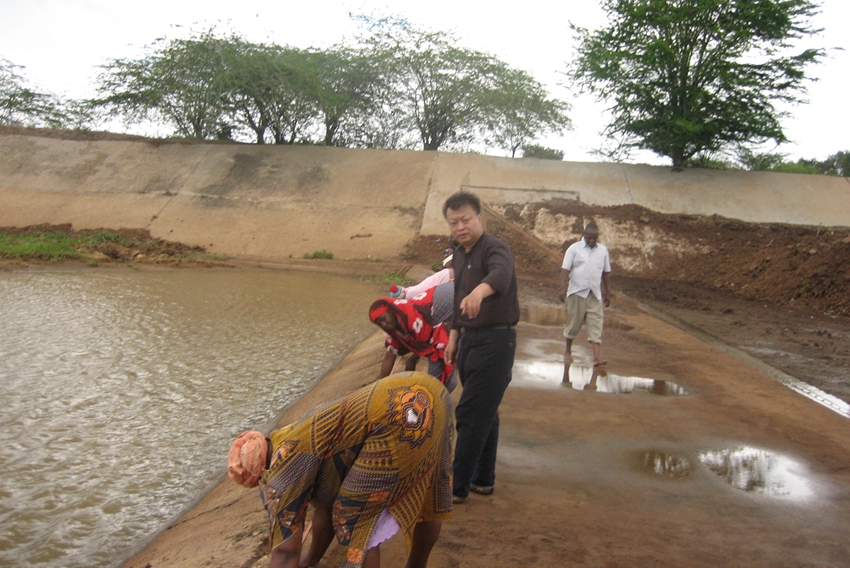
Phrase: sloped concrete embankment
[{"left": 1, "top": 132, "right": 848, "bottom": 267}]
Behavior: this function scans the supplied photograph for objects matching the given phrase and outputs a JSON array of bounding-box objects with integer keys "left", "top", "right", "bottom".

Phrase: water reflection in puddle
[
  {"left": 565, "top": 366, "right": 690, "bottom": 395},
  {"left": 513, "top": 360, "right": 690, "bottom": 396},
  {"left": 698, "top": 446, "right": 812, "bottom": 499},
  {"left": 639, "top": 451, "right": 694, "bottom": 478}
]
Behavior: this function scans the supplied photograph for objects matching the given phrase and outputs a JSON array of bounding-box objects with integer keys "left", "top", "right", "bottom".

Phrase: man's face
[
  {"left": 445, "top": 204, "right": 484, "bottom": 250},
  {"left": 584, "top": 228, "right": 599, "bottom": 248}
]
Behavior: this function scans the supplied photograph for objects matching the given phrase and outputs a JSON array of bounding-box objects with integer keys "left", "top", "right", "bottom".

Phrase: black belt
[{"left": 460, "top": 324, "right": 513, "bottom": 334}]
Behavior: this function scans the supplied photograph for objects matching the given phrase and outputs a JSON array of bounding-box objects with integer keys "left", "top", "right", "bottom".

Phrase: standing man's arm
[
  {"left": 601, "top": 271, "right": 611, "bottom": 307},
  {"left": 558, "top": 269, "right": 570, "bottom": 303},
  {"left": 601, "top": 247, "right": 613, "bottom": 307},
  {"left": 445, "top": 329, "right": 460, "bottom": 367},
  {"left": 558, "top": 244, "right": 575, "bottom": 303}
]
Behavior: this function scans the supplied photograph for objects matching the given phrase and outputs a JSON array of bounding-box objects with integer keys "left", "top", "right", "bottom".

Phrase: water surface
[{"left": 0, "top": 268, "right": 379, "bottom": 567}]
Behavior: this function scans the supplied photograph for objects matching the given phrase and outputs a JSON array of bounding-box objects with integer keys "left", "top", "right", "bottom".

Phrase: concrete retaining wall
[
  {"left": 1, "top": 132, "right": 847, "bottom": 261},
  {"left": 421, "top": 152, "right": 850, "bottom": 234}
]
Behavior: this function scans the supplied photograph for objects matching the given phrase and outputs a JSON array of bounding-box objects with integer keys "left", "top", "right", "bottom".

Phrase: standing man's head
[
  {"left": 443, "top": 192, "right": 484, "bottom": 251},
  {"left": 583, "top": 222, "right": 600, "bottom": 248}
]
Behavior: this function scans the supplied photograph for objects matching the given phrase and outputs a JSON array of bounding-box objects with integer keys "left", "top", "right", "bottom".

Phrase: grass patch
[
  {"left": 0, "top": 230, "right": 82, "bottom": 261},
  {"left": 303, "top": 250, "right": 334, "bottom": 259},
  {"left": 366, "top": 271, "right": 412, "bottom": 286},
  {"left": 0, "top": 226, "right": 227, "bottom": 265}
]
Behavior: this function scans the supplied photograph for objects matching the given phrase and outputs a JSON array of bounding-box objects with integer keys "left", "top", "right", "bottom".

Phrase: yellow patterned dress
[{"left": 259, "top": 372, "right": 453, "bottom": 567}]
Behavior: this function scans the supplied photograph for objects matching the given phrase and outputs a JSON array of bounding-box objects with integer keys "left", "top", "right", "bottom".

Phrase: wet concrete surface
[{"left": 454, "top": 298, "right": 850, "bottom": 567}]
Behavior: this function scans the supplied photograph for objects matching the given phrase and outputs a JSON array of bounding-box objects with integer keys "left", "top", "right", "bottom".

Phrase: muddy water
[{"left": 0, "top": 268, "right": 379, "bottom": 568}]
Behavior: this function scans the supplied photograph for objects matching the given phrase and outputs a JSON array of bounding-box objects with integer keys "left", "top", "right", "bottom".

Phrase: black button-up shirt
[{"left": 451, "top": 233, "right": 520, "bottom": 330}]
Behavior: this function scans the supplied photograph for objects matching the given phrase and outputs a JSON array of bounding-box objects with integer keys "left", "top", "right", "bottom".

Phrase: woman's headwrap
[
  {"left": 227, "top": 430, "right": 268, "bottom": 488},
  {"left": 369, "top": 301, "right": 391, "bottom": 323}
]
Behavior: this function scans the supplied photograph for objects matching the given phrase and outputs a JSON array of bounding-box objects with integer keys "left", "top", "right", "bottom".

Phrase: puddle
[
  {"left": 512, "top": 360, "right": 690, "bottom": 395},
  {"left": 638, "top": 451, "right": 694, "bottom": 478},
  {"left": 698, "top": 446, "right": 813, "bottom": 499}
]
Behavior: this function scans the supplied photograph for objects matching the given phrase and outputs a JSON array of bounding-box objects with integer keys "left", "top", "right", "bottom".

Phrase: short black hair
[
  {"left": 443, "top": 191, "right": 481, "bottom": 217},
  {"left": 585, "top": 222, "right": 599, "bottom": 233}
]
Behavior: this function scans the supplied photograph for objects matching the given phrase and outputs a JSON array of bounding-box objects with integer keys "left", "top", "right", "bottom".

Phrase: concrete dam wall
[{"left": 1, "top": 132, "right": 847, "bottom": 261}]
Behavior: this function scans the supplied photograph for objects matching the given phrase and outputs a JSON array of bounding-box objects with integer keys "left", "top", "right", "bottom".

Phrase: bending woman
[
  {"left": 227, "top": 373, "right": 453, "bottom": 568},
  {"left": 369, "top": 283, "right": 457, "bottom": 392}
]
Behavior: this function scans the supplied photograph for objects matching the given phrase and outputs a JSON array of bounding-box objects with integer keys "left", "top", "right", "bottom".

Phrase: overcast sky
[{"left": 1, "top": 0, "right": 846, "bottom": 164}]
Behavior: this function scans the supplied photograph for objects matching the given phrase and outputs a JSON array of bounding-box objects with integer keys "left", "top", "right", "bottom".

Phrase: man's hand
[
  {"left": 459, "top": 283, "right": 495, "bottom": 319},
  {"left": 445, "top": 330, "right": 459, "bottom": 367},
  {"left": 459, "top": 292, "right": 483, "bottom": 319},
  {"left": 558, "top": 269, "right": 570, "bottom": 304}
]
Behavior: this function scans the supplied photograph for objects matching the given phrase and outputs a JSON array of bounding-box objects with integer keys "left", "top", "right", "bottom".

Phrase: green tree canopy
[
  {"left": 359, "top": 16, "right": 571, "bottom": 152},
  {"left": 482, "top": 67, "right": 571, "bottom": 157},
  {"left": 302, "top": 46, "right": 389, "bottom": 147},
  {"left": 568, "top": 0, "right": 825, "bottom": 168},
  {"left": 92, "top": 30, "right": 234, "bottom": 139},
  {"left": 0, "top": 58, "right": 64, "bottom": 127},
  {"left": 221, "top": 41, "right": 319, "bottom": 144}
]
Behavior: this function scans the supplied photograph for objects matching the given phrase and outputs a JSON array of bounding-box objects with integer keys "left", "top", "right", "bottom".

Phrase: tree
[
  {"left": 736, "top": 148, "right": 788, "bottom": 171},
  {"left": 302, "top": 46, "right": 388, "bottom": 147},
  {"left": 568, "top": 0, "right": 825, "bottom": 168},
  {"left": 482, "top": 67, "right": 572, "bottom": 157},
  {"left": 0, "top": 58, "right": 64, "bottom": 127},
  {"left": 92, "top": 30, "right": 233, "bottom": 139},
  {"left": 358, "top": 16, "right": 570, "bottom": 152},
  {"left": 738, "top": 148, "right": 850, "bottom": 175},
  {"left": 814, "top": 150, "right": 850, "bottom": 177},
  {"left": 221, "top": 42, "right": 319, "bottom": 144}
]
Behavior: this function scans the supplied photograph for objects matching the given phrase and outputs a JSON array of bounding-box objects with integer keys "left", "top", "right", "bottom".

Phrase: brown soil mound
[
  {"left": 407, "top": 202, "right": 850, "bottom": 317},
  {"left": 405, "top": 203, "right": 850, "bottom": 404}
]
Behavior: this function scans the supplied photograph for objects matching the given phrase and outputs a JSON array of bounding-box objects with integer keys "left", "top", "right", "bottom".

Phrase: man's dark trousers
[{"left": 453, "top": 326, "right": 516, "bottom": 498}]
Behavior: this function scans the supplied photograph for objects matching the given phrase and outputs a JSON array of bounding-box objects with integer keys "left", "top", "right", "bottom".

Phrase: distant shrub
[
  {"left": 521, "top": 144, "right": 564, "bottom": 160},
  {"left": 772, "top": 162, "right": 821, "bottom": 175},
  {"left": 688, "top": 155, "right": 733, "bottom": 170}
]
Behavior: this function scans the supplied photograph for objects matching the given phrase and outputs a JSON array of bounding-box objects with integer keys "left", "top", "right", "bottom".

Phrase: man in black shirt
[{"left": 443, "top": 191, "right": 520, "bottom": 503}]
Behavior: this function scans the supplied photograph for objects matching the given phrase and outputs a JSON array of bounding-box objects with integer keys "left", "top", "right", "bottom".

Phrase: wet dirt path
[
  {"left": 125, "top": 296, "right": 850, "bottom": 568},
  {"left": 367, "top": 297, "right": 850, "bottom": 568}
]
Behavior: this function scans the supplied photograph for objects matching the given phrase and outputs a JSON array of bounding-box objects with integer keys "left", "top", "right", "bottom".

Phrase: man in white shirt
[{"left": 557, "top": 222, "right": 612, "bottom": 367}]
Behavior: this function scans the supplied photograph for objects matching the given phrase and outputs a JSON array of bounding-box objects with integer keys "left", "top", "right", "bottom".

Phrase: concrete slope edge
[{"left": 623, "top": 291, "right": 850, "bottom": 418}]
